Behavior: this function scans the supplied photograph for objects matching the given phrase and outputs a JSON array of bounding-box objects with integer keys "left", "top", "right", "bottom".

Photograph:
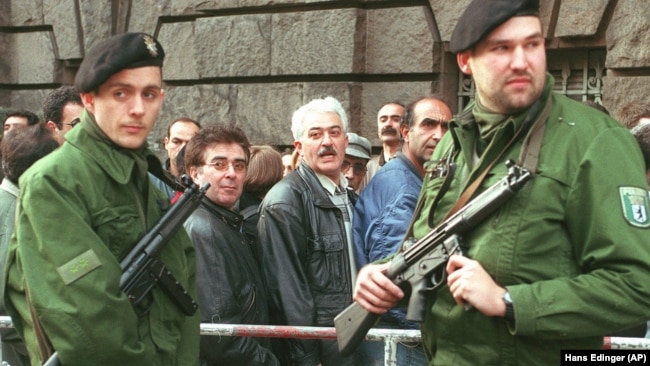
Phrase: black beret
[
  {"left": 75, "top": 32, "right": 165, "bottom": 93},
  {"left": 450, "top": 0, "right": 540, "bottom": 53}
]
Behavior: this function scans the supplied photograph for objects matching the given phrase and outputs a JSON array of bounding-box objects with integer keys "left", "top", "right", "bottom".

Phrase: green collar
[{"left": 65, "top": 109, "right": 154, "bottom": 188}]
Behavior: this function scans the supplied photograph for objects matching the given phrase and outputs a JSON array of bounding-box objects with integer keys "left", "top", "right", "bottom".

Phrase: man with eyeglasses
[
  {"left": 342, "top": 132, "right": 371, "bottom": 194},
  {"left": 183, "top": 123, "right": 279, "bottom": 365},
  {"left": 352, "top": 96, "right": 452, "bottom": 366},
  {"left": 43, "top": 85, "right": 84, "bottom": 144}
]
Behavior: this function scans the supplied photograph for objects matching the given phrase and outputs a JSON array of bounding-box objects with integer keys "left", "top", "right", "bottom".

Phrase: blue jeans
[{"left": 357, "top": 339, "right": 428, "bottom": 366}]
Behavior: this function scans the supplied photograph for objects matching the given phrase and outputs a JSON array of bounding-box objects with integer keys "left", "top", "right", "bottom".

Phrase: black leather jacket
[
  {"left": 184, "top": 199, "right": 278, "bottom": 366},
  {"left": 257, "top": 164, "right": 355, "bottom": 365}
]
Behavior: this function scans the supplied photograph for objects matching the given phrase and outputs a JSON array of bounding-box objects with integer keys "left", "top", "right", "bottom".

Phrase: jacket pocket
[
  {"left": 306, "top": 234, "right": 345, "bottom": 292},
  {"left": 91, "top": 205, "right": 143, "bottom": 260}
]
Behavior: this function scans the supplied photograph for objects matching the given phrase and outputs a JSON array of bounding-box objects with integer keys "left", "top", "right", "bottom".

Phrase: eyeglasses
[
  {"left": 63, "top": 118, "right": 81, "bottom": 128},
  {"left": 204, "top": 159, "right": 247, "bottom": 173},
  {"left": 341, "top": 161, "right": 367, "bottom": 175}
]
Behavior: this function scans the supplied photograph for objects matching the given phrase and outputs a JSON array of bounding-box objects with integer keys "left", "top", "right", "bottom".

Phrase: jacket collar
[
  {"left": 297, "top": 163, "right": 341, "bottom": 207},
  {"left": 394, "top": 152, "right": 423, "bottom": 182},
  {"left": 448, "top": 73, "right": 554, "bottom": 176},
  {"left": 64, "top": 110, "right": 153, "bottom": 185},
  {"left": 0, "top": 178, "right": 19, "bottom": 197},
  {"left": 200, "top": 198, "right": 243, "bottom": 232}
]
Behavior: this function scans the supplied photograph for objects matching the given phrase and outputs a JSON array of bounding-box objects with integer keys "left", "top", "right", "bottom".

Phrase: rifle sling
[{"left": 440, "top": 97, "right": 552, "bottom": 221}]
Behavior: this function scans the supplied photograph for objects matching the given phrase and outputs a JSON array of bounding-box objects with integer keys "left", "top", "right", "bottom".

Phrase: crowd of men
[{"left": 1, "top": 0, "right": 650, "bottom": 365}]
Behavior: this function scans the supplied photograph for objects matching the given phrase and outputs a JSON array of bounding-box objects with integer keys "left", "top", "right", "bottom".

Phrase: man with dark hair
[
  {"left": 361, "top": 101, "right": 405, "bottom": 190},
  {"left": 183, "top": 123, "right": 279, "bottom": 365},
  {"left": 353, "top": 1, "right": 650, "bottom": 365},
  {"left": 0, "top": 123, "right": 59, "bottom": 366},
  {"left": 342, "top": 132, "right": 371, "bottom": 194},
  {"left": 2, "top": 109, "right": 40, "bottom": 134},
  {"left": 151, "top": 117, "right": 201, "bottom": 199},
  {"left": 42, "top": 85, "right": 84, "bottom": 144},
  {"left": 354, "top": 96, "right": 452, "bottom": 269},
  {"left": 352, "top": 96, "right": 451, "bottom": 366},
  {"left": 620, "top": 102, "right": 650, "bottom": 129},
  {"left": 164, "top": 117, "right": 201, "bottom": 178},
  {"left": 3, "top": 32, "right": 199, "bottom": 365}
]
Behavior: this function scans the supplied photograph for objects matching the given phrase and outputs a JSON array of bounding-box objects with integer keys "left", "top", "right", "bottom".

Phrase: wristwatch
[{"left": 502, "top": 290, "right": 515, "bottom": 322}]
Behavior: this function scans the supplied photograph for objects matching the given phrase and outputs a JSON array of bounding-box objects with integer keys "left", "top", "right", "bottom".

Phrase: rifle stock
[
  {"left": 335, "top": 161, "right": 532, "bottom": 355},
  {"left": 334, "top": 303, "right": 381, "bottom": 356}
]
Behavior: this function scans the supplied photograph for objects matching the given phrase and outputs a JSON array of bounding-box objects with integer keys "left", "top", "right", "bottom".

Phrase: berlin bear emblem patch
[{"left": 619, "top": 186, "right": 650, "bottom": 228}]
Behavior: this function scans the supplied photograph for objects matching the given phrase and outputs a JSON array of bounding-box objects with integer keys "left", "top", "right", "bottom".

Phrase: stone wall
[{"left": 1, "top": 0, "right": 649, "bottom": 155}]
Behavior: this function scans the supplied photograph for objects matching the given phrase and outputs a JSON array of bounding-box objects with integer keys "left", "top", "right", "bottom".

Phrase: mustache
[
  {"left": 381, "top": 127, "right": 398, "bottom": 136},
  {"left": 317, "top": 146, "right": 338, "bottom": 157}
]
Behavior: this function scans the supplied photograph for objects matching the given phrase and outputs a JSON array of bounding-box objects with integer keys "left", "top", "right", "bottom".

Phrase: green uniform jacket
[
  {"left": 413, "top": 75, "right": 650, "bottom": 365},
  {"left": 2, "top": 111, "right": 199, "bottom": 366}
]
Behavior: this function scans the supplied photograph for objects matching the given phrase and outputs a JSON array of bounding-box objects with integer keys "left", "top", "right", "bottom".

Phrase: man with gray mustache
[{"left": 257, "top": 96, "right": 359, "bottom": 366}]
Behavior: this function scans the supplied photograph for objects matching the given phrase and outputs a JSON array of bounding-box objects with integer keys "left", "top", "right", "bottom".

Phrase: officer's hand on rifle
[
  {"left": 446, "top": 255, "right": 508, "bottom": 317},
  {"left": 353, "top": 263, "right": 404, "bottom": 314}
]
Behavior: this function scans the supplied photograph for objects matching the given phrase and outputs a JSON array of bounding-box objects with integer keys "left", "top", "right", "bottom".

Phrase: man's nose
[
  {"left": 130, "top": 96, "right": 145, "bottom": 117},
  {"left": 511, "top": 46, "right": 528, "bottom": 70},
  {"left": 322, "top": 132, "right": 333, "bottom": 145}
]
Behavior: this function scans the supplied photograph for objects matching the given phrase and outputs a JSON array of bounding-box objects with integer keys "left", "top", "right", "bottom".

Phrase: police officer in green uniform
[
  {"left": 352, "top": 1, "right": 650, "bottom": 365},
  {"left": 2, "top": 32, "right": 199, "bottom": 366}
]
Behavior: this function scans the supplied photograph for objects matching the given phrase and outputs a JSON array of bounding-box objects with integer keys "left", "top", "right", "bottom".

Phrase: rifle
[
  {"left": 334, "top": 161, "right": 532, "bottom": 356},
  {"left": 43, "top": 176, "right": 209, "bottom": 366},
  {"left": 119, "top": 176, "right": 208, "bottom": 315}
]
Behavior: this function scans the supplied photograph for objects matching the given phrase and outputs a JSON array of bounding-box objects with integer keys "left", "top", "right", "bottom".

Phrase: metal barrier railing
[
  {"left": 2, "top": 316, "right": 650, "bottom": 365},
  {"left": 201, "top": 323, "right": 420, "bottom": 365}
]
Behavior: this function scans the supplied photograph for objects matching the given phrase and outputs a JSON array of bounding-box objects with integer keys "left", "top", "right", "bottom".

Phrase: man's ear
[
  {"left": 45, "top": 120, "right": 59, "bottom": 132},
  {"left": 400, "top": 124, "right": 410, "bottom": 143},
  {"left": 188, "top": 166, "right": 200, "bottom": 183},
  {"left": 457, "top": 51, "right": 472, "bottom": 75},
  {"left": 293, "top": 140, "right": 303, "bottom": 156},
  {"left": 80, "top": 92, "right": 95, "bottom": 113}
]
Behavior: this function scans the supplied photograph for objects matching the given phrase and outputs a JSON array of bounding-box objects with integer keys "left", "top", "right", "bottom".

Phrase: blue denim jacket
[{"left": 352, "top": 152, "right": 422, "bottom": 329}]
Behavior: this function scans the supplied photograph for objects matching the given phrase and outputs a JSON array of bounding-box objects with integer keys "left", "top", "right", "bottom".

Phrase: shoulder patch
[
  {"left": 619, "top": 186, "right": 650, "bottom": 228},
  {"left": 57, "top": 249, "right": 102, "bottom": 285}
]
